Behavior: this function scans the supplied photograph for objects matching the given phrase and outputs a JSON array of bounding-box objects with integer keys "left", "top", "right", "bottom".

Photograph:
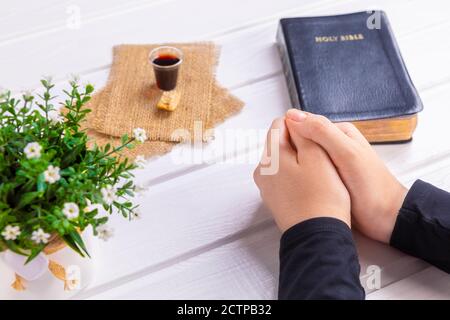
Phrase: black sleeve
[
  {"left": 390, "top": 179, "right": 450, "bottom": 273},
  {"left": 278, "top": 217, "right": 364, "bottom": 300}
]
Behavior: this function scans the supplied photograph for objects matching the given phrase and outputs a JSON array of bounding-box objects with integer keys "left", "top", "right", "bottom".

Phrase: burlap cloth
[{"left": 85, "top": 43, "right": 244, "bottom": 160}]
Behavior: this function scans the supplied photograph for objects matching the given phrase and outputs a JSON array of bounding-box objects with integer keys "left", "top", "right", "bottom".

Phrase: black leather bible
[{"left": 276, "top": 11, "right": 423, "bottom": 143}]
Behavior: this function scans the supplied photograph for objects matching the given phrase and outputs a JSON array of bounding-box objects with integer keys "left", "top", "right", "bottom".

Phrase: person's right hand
[
  {"left": 253, "top": 117, "right": 351, "bottom": 233},
  {"left": 285, "top": 109, "right": 408, "bottom": 244}
]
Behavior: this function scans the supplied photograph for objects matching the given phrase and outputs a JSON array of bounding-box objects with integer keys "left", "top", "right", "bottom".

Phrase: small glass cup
[{"left": 149, "top": 46, "right": 183, "bottom": 91}]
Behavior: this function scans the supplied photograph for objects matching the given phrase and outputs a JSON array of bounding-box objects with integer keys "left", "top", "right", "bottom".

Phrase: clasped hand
[{"left": 253, "top": 109, "right": 408, "bottom": 244}]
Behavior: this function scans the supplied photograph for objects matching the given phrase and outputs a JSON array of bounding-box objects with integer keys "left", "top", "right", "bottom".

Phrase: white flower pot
[{"left": 0, "top": 230, "right": 95, "bottom": 300}]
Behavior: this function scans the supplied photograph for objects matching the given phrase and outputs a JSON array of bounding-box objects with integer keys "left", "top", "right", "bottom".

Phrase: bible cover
[{"left": 276, "top": 11, "right": 423, "bottom": 124}]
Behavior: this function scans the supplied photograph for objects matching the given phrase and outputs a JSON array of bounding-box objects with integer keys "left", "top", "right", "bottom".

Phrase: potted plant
[{"left": 0, "top": 77, "right": 146, "bottom": 297}]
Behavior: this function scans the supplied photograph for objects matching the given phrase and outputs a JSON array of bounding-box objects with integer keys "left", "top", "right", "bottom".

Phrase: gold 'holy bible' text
[{"left": 315, "top": 33, "right": 365, "bottom": 43}]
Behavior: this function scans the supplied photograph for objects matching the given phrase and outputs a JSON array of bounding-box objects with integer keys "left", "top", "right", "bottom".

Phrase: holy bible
[{"left": 276, "top": 11, "right": 423, "bottom": 143}]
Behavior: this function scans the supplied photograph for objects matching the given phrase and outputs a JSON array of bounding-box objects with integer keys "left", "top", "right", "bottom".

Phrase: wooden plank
[
  {"left": 0, "top": 0, "right": 333, "bottom": 89},
  {"left": 0, "top": 0, "right": 164, "bottom": 42},
  {"left": 3, "top": 0, "right": 448, "bottom": 91},
  {"left": 82, "top": 222, "right": 281, "bottom": 299},
  {"left": 367, "top": 267, "right": 450, "bottom": 300}
]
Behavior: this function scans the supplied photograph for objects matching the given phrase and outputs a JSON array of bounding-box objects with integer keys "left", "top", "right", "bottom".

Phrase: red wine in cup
[{"left": 153, "top": 54, "right": 180, "bottom": 91}]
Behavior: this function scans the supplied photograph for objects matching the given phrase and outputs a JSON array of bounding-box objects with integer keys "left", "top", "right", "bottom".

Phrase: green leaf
[
  {"left": 25, "top": 247, "right": 45, "bottom": 264},
  {"left": 17, "top": 191, "right": 42, "bottom": 209},
  {"left": 4, "top": 241, "right": 28, "bottom": 256},
  {"left": 69, "top": 230, "right": 90, "bottom": 258},
  {"left": 122, "top": 180, "right": 133, "bottom": 189},
  {"left": 0, "top": 241, "right": 7, "bottom": 252},
  {"left": 123, "top": 201, "right": 132, "bottom": 208},
  {"left": 85, "top": 84, "right": 94, "bottom": 94},
  {"left": 121, "top": 134, "right": 129, "bottom": 145},
  {"left": 62, "top": 220, "right": 70, "bottom": 229},
  {"left": 37, "top": 173, "right": 47, "bottom": 192},
  {"left": 62, "top": 234, "right": 85, "bottom": 258},
  {"left": 40, "top": 79, "right": 49, "bottom": 88},
  {"left": 60, "top": 167, "right": 75, "bottom": 176},
  {"left": 61, "top": 144, "right": 85, "bottom": 167},
  {"left": 81, "top": 96, "right": 91, "bottom": 104},
  {"left": 96, "top": 217, "right": 108, "bottom": 225}
]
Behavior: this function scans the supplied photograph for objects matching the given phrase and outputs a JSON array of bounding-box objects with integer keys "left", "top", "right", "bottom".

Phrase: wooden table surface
[{"left": 2, "top": 0, "right": 450, "bottom": 300}]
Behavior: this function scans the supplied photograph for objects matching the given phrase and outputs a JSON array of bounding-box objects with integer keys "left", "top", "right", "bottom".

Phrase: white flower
[
  {"left": 101, "top": 185, "right": 117, "bottom": 205},
  {"left": 31, "top": 228, "right": 50, "bottom": 244},
  {"left": 1, "top": 225, "right": 21, "bottom": 241},
  {"left": 134, "top": 182, "right": 148, "bottom": 195},
  {"left": 43, "top": 75, "right": 53, "bottom": 82},
  {"left": 24, "top": 142, "right": 42, "bottom": 159},
  {"left": 96, "top": 224, "right": 114, "bottom": 241},
  {"left": 48, "top": 109, "right": 64, "bottom": 124},
  {"left": 133, "top": 128, "right": 148, "bottom": 143},
  {"left": 69, "top": 73, "right": 80, "bottom": 85},
  {"left": 130, "top": 209, "right": 142, "bottom": 221},
  {"left": 22, "top": 90, "right": 34, "bottom": 101},
  {"left": 134, "top": 155, "right": 146, "bottom": 169},
  {"left": 83, "top": 199, "right": 101, "bottom": 213},
  {"left": 44, "top": 165, "right": 61, "bottom": 184},
  {"left": 63, "top": 202, "right": 79, "bottom": 219}
]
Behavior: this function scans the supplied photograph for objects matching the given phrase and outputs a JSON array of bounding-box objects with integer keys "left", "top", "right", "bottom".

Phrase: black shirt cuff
[
  {"left": 280, "top": 217, "right": 354, "bottom": 255},
  {"left": 279, "top": 217, "right": 364, "bottom": 300},
  {"left": 390, "top": 179, "right": 450, "bottom": 273}
]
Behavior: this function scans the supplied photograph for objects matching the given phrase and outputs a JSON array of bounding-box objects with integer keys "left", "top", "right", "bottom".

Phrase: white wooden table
[{"left": 3, "top": 0, "right": 450, "bottom": 300}]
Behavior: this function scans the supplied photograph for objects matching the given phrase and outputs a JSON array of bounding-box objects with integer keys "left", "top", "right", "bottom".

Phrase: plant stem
[
  {"left": 102, "top": 138, "right": 135, "bottom": 159},
  {"left": 44, "top": 87, "right": 50, "bottom": 136},
  {"left": 17, "top": 100, "right": 29, "bottom": 132}
]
